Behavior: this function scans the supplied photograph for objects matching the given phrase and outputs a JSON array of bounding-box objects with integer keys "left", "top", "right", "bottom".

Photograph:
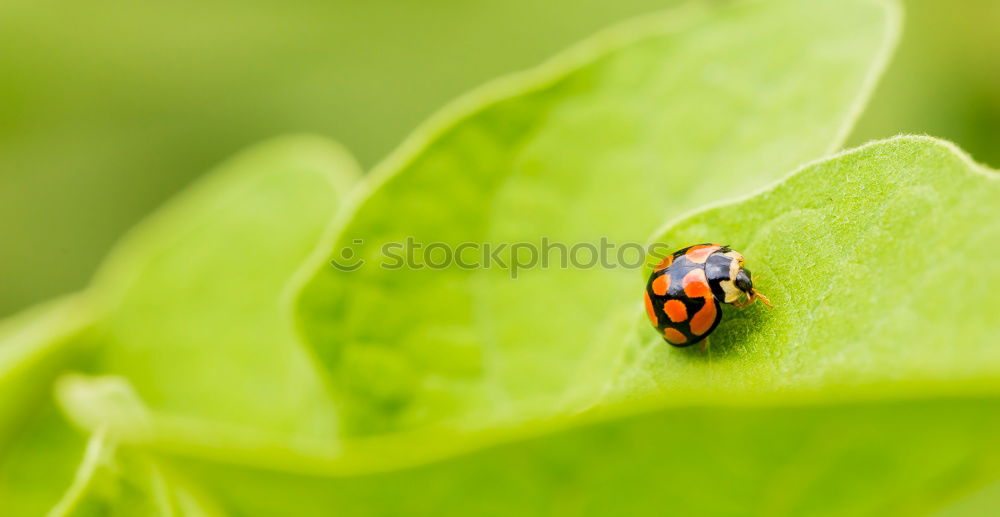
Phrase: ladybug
[{"left": 644, "top": 243, "right": 772, "bottom": 348}]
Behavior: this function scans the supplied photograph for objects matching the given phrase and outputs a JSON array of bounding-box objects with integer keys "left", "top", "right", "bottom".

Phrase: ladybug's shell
[{"left": 644, "top": 244, "right": 741, "bottom": 347}]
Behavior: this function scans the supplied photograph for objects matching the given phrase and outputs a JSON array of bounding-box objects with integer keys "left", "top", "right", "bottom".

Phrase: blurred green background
[{"left": 0, "top": 0, "right": 997, "bottom": 319}]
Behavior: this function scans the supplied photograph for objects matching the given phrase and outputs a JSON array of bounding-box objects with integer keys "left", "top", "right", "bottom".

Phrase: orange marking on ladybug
[
  {"left": 685, "top": 245, "right": 722, "bottom": 264},
  {"left": 663, "top": 328, "right": 688, "bottom": 345},
  {"left": 682, "top": 269, "right": 711, "bottom": 298},
  {"left": 690, "top": 297, "right": 717, "bottom": 335},
  {"left": 651, "top": 274, "right": 670, "bottom": 296},
  {"left": 663, "top": 299, "right": 688, "bottom": 322},
  {"left": 653, "top": 254, "right": 674, "bottom": 272},
  {"left": 644, "top": 291, "right": 657, "bottom": 326}
]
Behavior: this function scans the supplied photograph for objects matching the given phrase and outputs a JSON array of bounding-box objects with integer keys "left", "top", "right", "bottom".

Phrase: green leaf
[
  {"left": 47, "top": 432, "right": 225, "bottom": 517},
  {"left": 62, "top": 137, "right": 1000, "bottom": 516},
  {"left": 2, "top": 135, "right": 361, "bottom": 514},
  {"left": 84, "top": 135, "right": 360, "bottom": 455},
  {"left": 617, "top": 136, "right": 1000, "bottom": 395},
  {"left": 296, "top": 0, "right": 899, "bottom": 435},
  {"left": 0, "top": 404, "right": 90, "bottom": 517},
  {"left": 4, "top": 416, "right": 224, "bottom": 517},
  {"left": 0, "top": 297, "right": 93, "bottom": 516},
  {"left": 147, "top": 395, "right": 1000, "bottom": 517},
  {"left": 0, "top": 296, "right": 91, "bottom": 448}
]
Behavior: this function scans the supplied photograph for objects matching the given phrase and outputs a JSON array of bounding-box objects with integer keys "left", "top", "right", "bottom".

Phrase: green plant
[{"left": 2, "top": 0, "right": 998, "bottom": 515}]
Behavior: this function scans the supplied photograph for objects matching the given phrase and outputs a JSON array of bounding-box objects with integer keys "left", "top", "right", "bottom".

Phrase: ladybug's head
[
  {"left": 733, "top": 266, "right": 773, "bottom": 308},
  {"left": 734, "top": 267, "right": 754, "bottom": 294}
]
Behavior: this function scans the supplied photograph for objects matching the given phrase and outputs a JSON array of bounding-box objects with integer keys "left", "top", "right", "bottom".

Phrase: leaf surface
[
  {"left": 161, "top": 395, "right": 1000, "bottom": 517},
  {"left": 0, "top": 298, "right": 92, "bottom": 516},
  {"left": 61, "top": 136, "right": 1000, "bottom": 515},
  {"left": 1, "top": 135, "right": 363, "bottom": 514},
  {"left": 296, "top": 0, "right": 900, "bottom": 435},
  {"left": 87, "top": 135, "right": 360, "bottom": 453},
  {"left": 609, "top": 136, "right": 1000, "bottom": 396}
]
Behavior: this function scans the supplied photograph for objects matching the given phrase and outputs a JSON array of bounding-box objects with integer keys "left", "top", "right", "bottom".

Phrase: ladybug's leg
[
  {"left": 752, "top": 290, "right": 773, "bottom": 308},
  {"left": 700, "top": 336, "right": 710, "bottom": 353},
  {"left": 733, "top": 290, "right": 772, "bottom": 309}
]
